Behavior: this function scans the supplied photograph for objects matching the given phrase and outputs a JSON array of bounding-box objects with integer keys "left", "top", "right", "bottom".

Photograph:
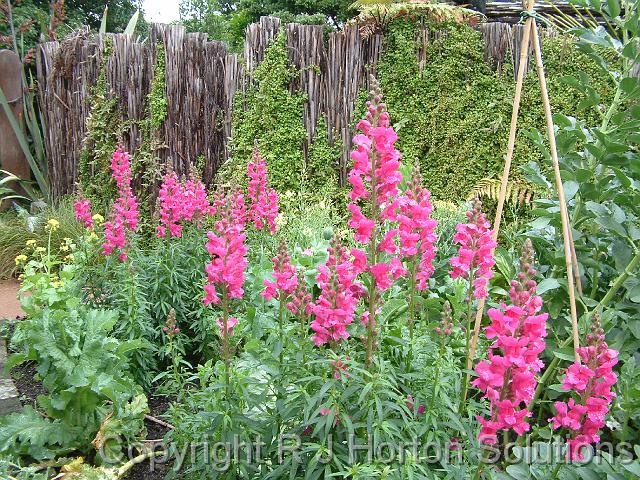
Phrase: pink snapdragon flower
[
  {"left": 74, "top": 195, "right": 93, "bottom": 229},
  {"left": 102, "top": 148, "right": 139, "bottom": 261},
  {"left": 473, "top": 239, "right": 548, "bottom": 445},
  {"left": 263, "top": 240, "right": 298, "bottom": 301},
  {"left": 310, "top": 238, "right": 362, "bottom": 346},
  {"left": 395, "top": 169, "right": 438, "bottom": 290},
  {"left": 247, "top": 148, "right": 279, "bottom": 234},
  {"left": 216, "top": 316, "right": 239, "bottom": 337},
  {"left": 346, "top": 83, "right": 403, "bottom": 293},
  {"left": 157, "top": 171, "right": 212, "bottom": 238},
  {"left": 550, "top": 315, "right": 618, "bottom": 461},
  {"left": 203, "top": 190, "right": 248, "bottom": 306},
  {"left": 450, "top": 199, "right": 496, "bottom": 299}
]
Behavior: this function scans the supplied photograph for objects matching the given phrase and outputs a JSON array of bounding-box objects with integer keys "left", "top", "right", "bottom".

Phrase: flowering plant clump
[
  {"left": 102, "top": 148, "right": 139, "bottom": 262},
  {"left": 550, "top": 315, "right": 618, "bottom": 460},
  {"left": 310, "top": 237, "right": 362, "bottom": 347},
  {"left": 247, "top": 148, "right": 279, "bottom": 234},
  {"left": 450, "top": 199, "right": 496, "bottom": 300},
  {"left": 472, "top": 239, "right": 548, "bottom": 444},
  {"left": 157, "top": 170, "right": 212, "bottom": 238},
  {"left": 347, "top": 79, "right": 403, "bottom": 366}
]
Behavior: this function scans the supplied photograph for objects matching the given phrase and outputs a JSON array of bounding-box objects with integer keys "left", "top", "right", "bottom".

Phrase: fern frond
[
  {"left": 468, "top": 177, "right": 538, "bottom": 208},
  {"left": 349, "top": 1, "right": 484, "bottom": 37}
]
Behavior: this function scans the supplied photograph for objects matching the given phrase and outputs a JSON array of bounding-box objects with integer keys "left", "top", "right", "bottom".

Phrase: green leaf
[
  {"left": 577, "top": 467, "right": 602, "bottom": 480},
  {"left": 506, "top": 463, "right": 530, "bottom": 478},
  {"left": 606, "top": 0, "right": 620, "bottom": 17},
  {"left": 100, "top": 6, "right": 108, "bottom": 35},
  {"left": 4, "top": 352, "right": 27, "bottom": 373},
  {"left": 537, "top": 278, "right": 561, "bottom": 295},
  {"left": 124, "top": 10, "right": 140, "bottom": 36},
  {"left": 553, "top": 348, "right": 577, "bottom": 362}
]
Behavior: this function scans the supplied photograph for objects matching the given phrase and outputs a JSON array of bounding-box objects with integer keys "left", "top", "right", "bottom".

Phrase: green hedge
[
  {"left": 221, "top": 32, "right": 343, "bottom": 210},
  {"left": 375, "top": 19, "right": 615, "bottom": 201},
  {"left": 221, "top": 19, "right": 614, "bottom": 205}
]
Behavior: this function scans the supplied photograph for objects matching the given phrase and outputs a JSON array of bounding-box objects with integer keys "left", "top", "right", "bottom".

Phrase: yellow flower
[
  {"left": 319, "top": 200, "right": 327, "bottom": 210},
  {"left": 35, "top": 246, "right": 46, "bottom": 254},
  {"left": 46, "top": 218, "right": 60, "bottom": 231},
  {"left": 26, "top": 239, "right": 37, "bottom": 247},
  {"left": 92, "top": 213, "right": 104, "bottom": 224},
  {"left": 52, "top": 281, "right": 64, "bottom": 288},
  {"left": 88, "top": 232, "right": 99, "bottom": 242},
  {"left": 60, "top": 245, "right": 69, "bottom": 252},
  {"left": 14, "top": 254, "right": 28, "bottom": 265}
]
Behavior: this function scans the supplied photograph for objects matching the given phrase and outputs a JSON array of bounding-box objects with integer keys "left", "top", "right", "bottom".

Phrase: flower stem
[
  {"left": 406, "top": 258, "right": 418, "bottom": 370},
  {"left": 221, "top": 286, "right": 231, "bottom": 402},
  {"left": 429, "top": 335, "right": 445, "bottom": 412},
  {"left": 459, "top": 275, "right": 475, "bottom": 413},
  {"left": 365, "top": 150, "right": 379, "bottom": 370}
]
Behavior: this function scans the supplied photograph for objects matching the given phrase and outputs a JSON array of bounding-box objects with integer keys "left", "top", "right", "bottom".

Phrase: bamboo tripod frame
[{"left": 466, "top": 0, "right": 582, "bottom": 372}]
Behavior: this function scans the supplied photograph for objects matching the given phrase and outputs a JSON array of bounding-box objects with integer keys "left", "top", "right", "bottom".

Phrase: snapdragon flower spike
[
  {"left": 310, "top": 238, "right": 363, "bottom": 346},
  {"left": 395, "top": 169, "right": 438, "bottom": 290},
  {"left": 550, "top": 315, "right": 618, "bottom": 461},
  {"left": 157, "top": 170, "right": 212, "bottom": 238},
  {"left": 247, "top": 148, "right": 279, "bottom": 234},
  {"left": 434, "top": 301, "right": 454, "bottom": 337},
  {"left": 74, "top": 195, "right": 93, "bottom": 230},
  {"left": 450, "top": 199, "right": 496, "bottom": 299},
  {"left": 472, "top": 239, "right": 548, "bottom": 445},
  {"left": 287, "top": 270, "right": 312, "bottom": 318},
  {"left": 102, "top": 148, "right": 139, "bottom": 262},
  {"left": 347, "top": 79, "right": 403, "bottom": 293},
  {"left": 163, "top": 309, "right": 180, "bottom": 337},
  {"left": 203, "top": 190, "right": 248, "bottom": 308},
  {"left": 262, "top": 239, "right": 298, "bottom": 301}
]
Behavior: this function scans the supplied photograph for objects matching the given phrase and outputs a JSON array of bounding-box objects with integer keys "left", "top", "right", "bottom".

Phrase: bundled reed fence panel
[{"left": 37, "top": 18, "right": 544, "bottom": 201}]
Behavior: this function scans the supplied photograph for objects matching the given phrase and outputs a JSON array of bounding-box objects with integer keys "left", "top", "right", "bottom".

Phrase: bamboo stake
[
  {"left": 465, "top": 1, "right": 583, "bottom": 376},
  {"left": 531, "top": 18, "right": 581, "bottom": 360},
  {"left": 465, "top": 0, "right": 536, "bottom": 376}
]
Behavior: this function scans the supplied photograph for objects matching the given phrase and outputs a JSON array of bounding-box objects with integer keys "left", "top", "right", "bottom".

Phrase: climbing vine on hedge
[
  {"left": 374, "top": 18, "right": 615, "bottom": 201},
  {"left": 78, "top": 37, "right": 124, "bottom": 205}
]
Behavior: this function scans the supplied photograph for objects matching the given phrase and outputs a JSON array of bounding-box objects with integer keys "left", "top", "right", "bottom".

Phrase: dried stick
[
  {"left": 145, "top": 413, "right": 175, "bottom": 430},
  {"left": 465, "top": 0, "right": 536, "bottom": 377},
  {"left": 531, "top": 19, "right": 581, "bottom": 361}
]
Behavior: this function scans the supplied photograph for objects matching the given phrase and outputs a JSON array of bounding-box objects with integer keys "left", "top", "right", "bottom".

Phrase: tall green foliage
[{"left": 375, "top": 19, "right": 615, "bottom": 201}]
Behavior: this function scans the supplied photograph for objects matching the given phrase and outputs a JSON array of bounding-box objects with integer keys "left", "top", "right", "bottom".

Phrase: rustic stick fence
[{"left": 37, "top": 17, "right": 548, "bottom": 201}]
